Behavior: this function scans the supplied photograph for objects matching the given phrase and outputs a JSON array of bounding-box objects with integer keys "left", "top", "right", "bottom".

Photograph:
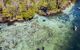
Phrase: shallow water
[
  {"left": 0, "top": 0, "right": 80, "bottom": 50},
  {"left": 68, "top": 0, "right": 80, "bottom": 50}
]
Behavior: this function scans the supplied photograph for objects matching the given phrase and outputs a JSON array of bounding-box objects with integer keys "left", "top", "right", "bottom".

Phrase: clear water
[
  {"left": 0, "top": 0, "right": 80, "bottom": 50},
  {"left": 68, "top": 0, "right": 80, "bottom": 50}
]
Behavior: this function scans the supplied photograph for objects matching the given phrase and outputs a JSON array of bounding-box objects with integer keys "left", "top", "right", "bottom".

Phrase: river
[{"left": 0, "top": 0, "right": 80, "bottom": 50}]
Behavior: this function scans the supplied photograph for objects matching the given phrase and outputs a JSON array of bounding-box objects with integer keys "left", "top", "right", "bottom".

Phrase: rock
[{"left": 78, "top": 7, "right": 80, "bottom": 10}]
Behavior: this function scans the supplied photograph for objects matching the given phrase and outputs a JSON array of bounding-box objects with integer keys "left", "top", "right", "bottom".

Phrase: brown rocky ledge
[
  {"left": 38, "top": 0, "right": 75, "bottom": 16},
  {"left": 0, "top": 0, "right": 76, "bottom": 24},
  {"left": 0, "top": 16, "right": 25, "bottom": 25}
]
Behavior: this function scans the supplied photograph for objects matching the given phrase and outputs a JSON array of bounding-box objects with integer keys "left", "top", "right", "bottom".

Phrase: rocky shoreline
[
  {"left": 0, "top": 0, "right": 76, "bottom": 24},
  {"left": 39, "top": 0, "right": 75, "bottom": 16}
]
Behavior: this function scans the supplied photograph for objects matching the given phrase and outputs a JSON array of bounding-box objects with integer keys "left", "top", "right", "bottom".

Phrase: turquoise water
[{"left": 68, "top": 0, "right": 80, "bottom": 50}]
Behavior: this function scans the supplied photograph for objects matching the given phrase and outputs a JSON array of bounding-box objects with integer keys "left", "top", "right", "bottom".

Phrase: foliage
[
  {"left": 18, "top": 0, "right": 37, "bottom": 20},
  {"left": 6, "top": 0, "right": 11, "bottom": 5},
  {"left": 0, "top": 3, "right": 2, "bottom": 8},
  {"left": 47, "top": 0, "right": 57, "bottom": 10},
  {"left": 21, "top": 8, "right": 35, "bottom": 19},
  {"left": 1, "top": 0, "right": 75, "bottom": 20},
  {"left": 16, "top": 15, "right": 23, "bottom": 19},
  {"left": 2, "top": 8, "right": 12, "bottom": 17}
]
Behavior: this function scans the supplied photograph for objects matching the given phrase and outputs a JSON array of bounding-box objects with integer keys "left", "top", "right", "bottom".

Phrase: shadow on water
[{"left": 68, "top": 0, "right": 80, "bottom": 50}]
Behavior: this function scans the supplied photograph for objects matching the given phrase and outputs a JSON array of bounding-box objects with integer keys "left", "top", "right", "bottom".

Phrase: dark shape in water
[
  {"left": 0, "top": 28, "right": 1, "bottom": 30},
  {"left": 37, "top": 48, "right": 40, "bottom": 50},
  {"left": 43, "top": 19, "right": 46, "bottom": 22},
  {"left": 7, "top": 21, "right": 13, "bottom": 26},
  {"left": 42, "top": 47, "right": 44, "bottom": 50},
  {"left": 0, "top": 47, "right": 2, "bottom": 50}
]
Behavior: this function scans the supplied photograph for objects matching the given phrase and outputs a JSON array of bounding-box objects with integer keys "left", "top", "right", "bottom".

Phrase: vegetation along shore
[{"left": 0, "top": 0, "right": 76, "bottom": 24}]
